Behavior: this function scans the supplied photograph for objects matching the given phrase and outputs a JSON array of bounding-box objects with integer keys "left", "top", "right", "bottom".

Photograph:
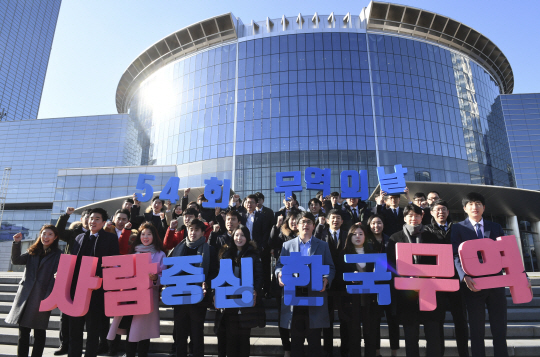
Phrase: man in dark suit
[
  {"left": 425, "top": 200, "right": 469, "bottom": 357},
  {"left": 255, "top": 192, "right": 275, "bottom": 225},
  {"left": 341, "top": 197, "right": 371, "bottom": 226},
  {"left": 314, "top": 209, "right": 349, "bottom": 357},
  {"left": 376, "top": 191, "right": 405, "bottom": 236},
  {"left": 276, "top": 211, "right": 335, "bottom": 357},
  {"left": 387, "top": 204, "right": 444, "bottom": 357},
  {"left": 451, "top": 192, "right": 510, "bottom": 357},
  {"left": 240, "top": 194, "right": 272, "bottom": 297},
  {"left": 69, "top": 208, "right": 119, "bottom": 357},
  {"left": 54, "top": 208, "right": 91, "bottom": 356}
]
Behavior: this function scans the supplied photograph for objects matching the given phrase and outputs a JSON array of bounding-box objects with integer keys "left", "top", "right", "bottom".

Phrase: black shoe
[
  {"left": 54, "top": 347, "right": 68, "bottom": 356},
  {"left": 97, "top": 343, "right": 109, "bottom": 355},
  {"left": 107, "top": 346, "right": 118, "bottom": 356}
]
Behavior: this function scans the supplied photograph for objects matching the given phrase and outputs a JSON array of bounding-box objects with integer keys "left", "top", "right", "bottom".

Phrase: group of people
[{"left": 6, "top": 185, "right": 522, "bottom": 357}]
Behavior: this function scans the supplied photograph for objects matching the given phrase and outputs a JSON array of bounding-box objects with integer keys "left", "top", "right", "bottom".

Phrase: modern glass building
[
  {"left": 497, "top": 94, "right": 540, "bottom": 191},
  {"left": 117, "top": 2, "right": 515, "bottom": 209},
  {"left": 0, "top": 0, "right": 62, "bottom": 122},
  {"left": 0, "top": 114, "right": 138, "bottom": 240}
]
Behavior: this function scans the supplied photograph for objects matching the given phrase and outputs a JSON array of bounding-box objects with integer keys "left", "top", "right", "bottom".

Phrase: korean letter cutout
[
  {"left": 394, "top": 243, "right": 459, "bottom": 311},
  {"left": 212, "top": 258, "right": 254, "bottom": 308},
  {"left": 340, "top": 170, "right": 369, "bottom": 200},
  {"left": 161, "top": 256, "right": 205, "bottom": 305},
  {"left": 377, "top": 164, "right": 408, "bottom": 195},
  {"left": 281, "top": 252, "right": 330, "bottom": 306},
  {"left": 305, "top": 167, "right": 331, "bottom": 197},
  {"left": 40, "top": 255, "right": 102, "bottom": 316},
  {"left": 274, "top": 171, "right": 303, "bottom": 198},
  {"left": 459, "top": 236, "right": 532, "bottom": 304},
  {"left": 343, "top": 253, "right": 391, "bottom": 305},
  {"left": 102, "top": 253, "right": 159, "bottom": 317},
  {"left": 202, "top": 177, "right": 231, "bottom": 209}
]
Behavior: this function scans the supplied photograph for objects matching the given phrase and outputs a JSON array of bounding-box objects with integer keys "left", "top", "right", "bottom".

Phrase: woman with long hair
[
  {"left": 365, "top": 214, "right": 399, "bottom": 357},
  {"left": 268, "top": 209, "right": 300, "bottom": 357},
  {"left": 107, "top": 222, "right": 166, "bottom": 357},
  {"left": 336, "top": 223, "right": 377, "bottom": 357},
  {"left": 214, "top": 225, "right": 265, "bottom": 357},
  {"left": 6, "top": 225, "right": 62, "bottom": 357}
]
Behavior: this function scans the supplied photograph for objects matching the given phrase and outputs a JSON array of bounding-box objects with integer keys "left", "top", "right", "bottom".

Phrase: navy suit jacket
[
  {"left": 451, "top": 217, "right": 505, "bottom": 281},
  {"left": 275, "top": 237, "right": 335, "bottom": 329}
]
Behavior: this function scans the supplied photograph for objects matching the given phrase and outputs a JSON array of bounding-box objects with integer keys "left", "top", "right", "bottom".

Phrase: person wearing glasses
[
  {"left": 275, "top": 212, "right": 335, "bottom": 357},
  {"left": 425, "top": 200, "right": 469, "bottom": 357}
]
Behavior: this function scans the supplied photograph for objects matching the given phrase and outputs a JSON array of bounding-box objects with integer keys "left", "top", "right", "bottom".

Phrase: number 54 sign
[{"left": 135, "top": 174, "right": 230, "bottom": 207}]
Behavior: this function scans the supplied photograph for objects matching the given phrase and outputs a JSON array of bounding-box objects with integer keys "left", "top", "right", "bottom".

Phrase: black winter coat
[
  {"left": 387, "top": 228, "right": 446, "bottom": 324},
  {"left": 214, "top": 241, "right": 266, "bottom": 331}
]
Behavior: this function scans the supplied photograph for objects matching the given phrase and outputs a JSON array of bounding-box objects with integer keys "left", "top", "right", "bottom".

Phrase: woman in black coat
[
  {"left": 215, "top": 225, "right": 265, "bottom": 357},
  {"left": 335, "top": 222, "right": 377, "bottom": 357},
  {"left": 267, "top": 209, "right": 300, "bottom": 356},
  {"left": 6, "top": 225, "right": 61, "bottom": 357},
  {"left": 365, "top": 214, "right": 399, "bottom": 357}
]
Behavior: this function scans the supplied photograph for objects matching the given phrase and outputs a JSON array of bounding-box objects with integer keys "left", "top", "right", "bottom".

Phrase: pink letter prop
[
  {"left": 102, "top": 253, "right": 159, "bottom": 317},
  {"left": 40, "top": 255, "right": 102, "bottom": 316},
  {"left": 394, "top": 243, "right": 459, "bottom": 311},
  {"left": 459, "top": 236, "right": 532, "bottom": 304}
]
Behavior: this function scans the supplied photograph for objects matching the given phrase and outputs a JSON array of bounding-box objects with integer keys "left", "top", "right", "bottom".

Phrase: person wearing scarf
[
  {"left": 169, "top": 219, "right": 218, "bottom": 357},
  {"left": 387, "top": 204, "right": 445, "bottom": 357},
  {"left": 214, "top": 225, "right": 265, "bottom": 357},
  {"left": 107, "top": 223, "right": 166, "bottom": 357}
]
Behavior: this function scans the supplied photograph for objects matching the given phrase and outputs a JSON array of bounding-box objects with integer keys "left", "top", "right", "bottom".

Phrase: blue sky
[{"left": 37, "top": 0, "right": 540, "bottom": 119}]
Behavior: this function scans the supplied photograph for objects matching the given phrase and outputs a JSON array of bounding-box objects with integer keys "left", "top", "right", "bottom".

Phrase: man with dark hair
[
  {"left": 341, "top": 197, "right": 370, "bottom": 226},
  {"left": 387, "top": 204, "right": 444, "bottom": 357},
  {"left": 426, "top": 191, "right": 440, "bottom": 207},
  {"left": 375, "top": 190, "right": 406, "bottom": 236},
  {"left": 209, "top": 210, "right": 241, "bottom": 252},
  {"left": 106, "top": 209, "right": 131, "bottom": 238},
  {"left": 169, "top": 218, "right": 218, "bottom": 357},
  {"left": 276, "top": 211, "right": 335, "bottom": 357},
  {"left": 163, "top": 208, "right": 212, "bottom": 251},
  {"left": 322, "top": 191, "right": 342, "bottom": 212},
  {"left": 53, "top": 207, "right": 92, "bottom": 356},
  {"left": 69, "top": 208, "right": 119, "bottom": 357},
  {"left": 412, "top": 192, "right": 433, "bottom": 225},
  {"left": 255, "top": 192, "right": 275, "bottom": 224},
  {"left": 314, "top": 209, "right": 349, "bottom": 357},
  {"left": 121, "top": 198, "right": 134, "bottom": 213},
  {"left": 424, "top": 199, "right": 469, "bottom": 357},
  {"left": 451, "top": 192, "right": 517, "bottom": 357}
]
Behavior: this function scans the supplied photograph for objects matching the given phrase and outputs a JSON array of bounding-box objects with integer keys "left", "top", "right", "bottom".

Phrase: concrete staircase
[{"left": 0, "top": 272, "right": 539, "bottom": 356}]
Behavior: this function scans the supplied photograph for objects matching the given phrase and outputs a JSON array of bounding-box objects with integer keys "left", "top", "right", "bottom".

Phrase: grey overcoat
[
  {"left": 5, "top": 241, "right": 61, "bottom": 330},
  {"left": 275, "top": 236, "right": 335, "bottom": 329}
]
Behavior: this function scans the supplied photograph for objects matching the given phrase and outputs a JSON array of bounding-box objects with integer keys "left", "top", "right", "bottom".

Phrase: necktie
[
  {"left": 440, "top": 225, "right": 446, "bottom": 232},
  {"left": 475, "top": 223, "right": 483, "bottom": 239},
  {"left": 333, "top": 232, "right": 338, "bottom": 247},
  {"left": 352, "top": 208, "right": 357, "bottom": 219},
  {"left": 393, "top": 208, "right": 398, "bottom": 217}
]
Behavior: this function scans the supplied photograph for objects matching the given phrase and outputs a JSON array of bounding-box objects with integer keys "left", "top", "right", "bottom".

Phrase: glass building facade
[
  {"left": 125, "top": 14, "right": 514, "bottom": 209},
  {"left": 0, "top": 0, "right": 62, "bottom": 122},
  {"left": 0, "top": 114, "right": 139, "bottom": 240},
  {"left": 499, "top": 94, "right": 540, "bottom": 191}
]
